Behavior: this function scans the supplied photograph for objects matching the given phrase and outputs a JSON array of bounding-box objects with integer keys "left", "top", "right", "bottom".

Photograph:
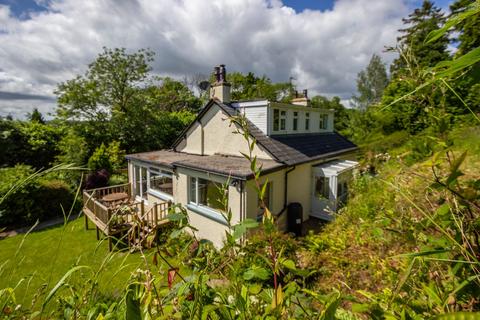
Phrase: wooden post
[
  {"left": 154, "top": 203, "right": 158, "bottom": 225},
  {"left": 84, "top": 213, "right": 89, "bottom": 230},
  {"left": 108, "top": 236, "right": 112, "bottom": 252},
  {"left": 96, "top": 226, "right": 99, "bottom": 240},
  {"left": 141, "top": 200, "right": 145, "bottom": 218}
]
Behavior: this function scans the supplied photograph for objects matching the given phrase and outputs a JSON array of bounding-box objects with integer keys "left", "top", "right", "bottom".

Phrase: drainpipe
[{"left": 275, "top": 165, "right": 295, "bottom": 218}]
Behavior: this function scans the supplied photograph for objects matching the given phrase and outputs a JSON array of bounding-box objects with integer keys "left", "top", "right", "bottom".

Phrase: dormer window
[
  {"left": 305, "top": 112, "right": 310, "bottom": 131},
  {"left": 293, "top": 112, "right": 298, "bottom": 131},
  {"left": 273, "top": 109, "right": 287, "bottom": 131},
  {"left": 319, "top": 114, "right": 328, "bottom": 130}
]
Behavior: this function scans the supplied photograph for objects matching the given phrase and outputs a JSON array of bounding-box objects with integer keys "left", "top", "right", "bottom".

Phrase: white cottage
[{"left": 125, "top": 65, "right": 358, "bottom": 246}]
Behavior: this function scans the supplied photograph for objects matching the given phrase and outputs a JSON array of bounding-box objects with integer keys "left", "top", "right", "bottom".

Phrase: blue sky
[{"left": 2, "top": 0, "right": 456, "bottom": 18}]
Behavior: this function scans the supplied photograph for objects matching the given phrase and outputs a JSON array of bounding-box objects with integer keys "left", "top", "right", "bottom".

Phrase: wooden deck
[{"left": 82, "top": 183, "right": 171, "bottom": 251}]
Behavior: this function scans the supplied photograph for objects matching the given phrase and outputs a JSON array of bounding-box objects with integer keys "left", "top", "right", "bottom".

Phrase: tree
[
  {"left": 390, "top": 0, "right": 450, "bottom": 76},
  {"left": 352, "top": 54, "right": 389, "bottom": 110},
  {"left": 55, "top": 47, "right": 198, "bottom": 153},
  {"left": 147, "top": 77, "right": 201, "bottom": 112},
  {"left": 311, "top": 95, "right": 351, "bottom": 132},
  {"left": 28, "top": 108, "right": 45, "bottom": 124},
  {"left": 450, "top": 0, "right": 480, "bottom": 56},
  {"left": 56, "top": 47, "right": 154, "bottom": 121},
  {"left": 226, "top": 72, "right": 292, "bottom": 102}
]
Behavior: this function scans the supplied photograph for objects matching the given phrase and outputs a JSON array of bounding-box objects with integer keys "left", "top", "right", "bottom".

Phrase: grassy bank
[{"left": 0, "top": 217, "right": 167, "bottom": 307}]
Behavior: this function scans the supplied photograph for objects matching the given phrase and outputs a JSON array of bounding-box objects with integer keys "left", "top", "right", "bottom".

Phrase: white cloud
[{"left": 0, "top": 0, "right": 411, "bottom": 118}]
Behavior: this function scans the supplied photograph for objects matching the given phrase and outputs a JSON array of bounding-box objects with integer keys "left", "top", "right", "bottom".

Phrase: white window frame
[
  {"left": 132, "top": 163, "right": 174, "bottom": 203},
  {"left": 187, "top": 176, "right": 228, "bottom": 225},
  {"left": 319, "top": 114, "right": 328, "bottom": 130},
  {"left": 133, "top": 163, "right": 149, "bottom": 203},
  {"left": 293, "top": 111, "right": 298, "bottom": 131},
  {"left": 148, "top": 167, "right": 174, "bottom": 201},
  {"left": 305, "top": 112, "right": 310, "bottom": 131}
]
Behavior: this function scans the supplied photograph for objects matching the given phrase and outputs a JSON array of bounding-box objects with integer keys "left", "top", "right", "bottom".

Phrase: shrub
[
  {"left": 0, "top": 166, "right": 78, "bottom": 228},
  {"left": 87, "top": 141, "right": 125, "bottom": 173},
  {"left": 85, "top": 169, "right": 110, "bottom": 190}
]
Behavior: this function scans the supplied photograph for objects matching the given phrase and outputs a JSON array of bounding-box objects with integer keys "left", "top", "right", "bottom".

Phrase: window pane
[
  {"left": 273, "top": 109, "right": 279, "bottom": 131},
  {"left": 141, "top": 168, "right": 148, "bottom": 199},
  {"left": 197, "top": 178, "right": 226, "bottom": 211},
  {"left": 150, "top": 170, "right": 173, "bottom": 195},
  {"left": 189, "top": 177, "right": 197, "bottom": 203},
  {"left": 319, "top": 114, "right": 328, "bottom": 129},
  {"left": 305, "top": 118, "right": 310, "bottom": 130},
  {"left": 280, "top": 111, "right": 286, "bottom": 130},
  {"left": 315, "top": 176, "right": 329, "bottom": 199},
  {"left": 134, "top": 166, "right": 140, "bottom": 197}
]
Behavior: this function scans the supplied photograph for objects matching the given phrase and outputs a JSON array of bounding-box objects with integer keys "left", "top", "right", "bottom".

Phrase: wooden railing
[
  {"left": 141, "top": 201, "right": 171, "bottom": 227},
  {"left": 87, "top": 183, "right": 131, "bottom": 199},
  {"left": 82, "top": 184, "right": 172, "bottom": 250}
]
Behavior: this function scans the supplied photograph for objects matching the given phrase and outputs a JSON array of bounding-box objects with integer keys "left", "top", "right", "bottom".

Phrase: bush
[
  {"left": 0, "top": 166, "right": 78, "bottom": 228},
  {"left": 85, "top": 169, "right": 110, "bottom": 190},
  {"left": 87, "top": 141, "right": 125, "bottom": 173}
]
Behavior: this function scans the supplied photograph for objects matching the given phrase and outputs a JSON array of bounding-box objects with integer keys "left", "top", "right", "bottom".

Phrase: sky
[{"left": 0, "top": 0, "right": 455, "bottom": 119}]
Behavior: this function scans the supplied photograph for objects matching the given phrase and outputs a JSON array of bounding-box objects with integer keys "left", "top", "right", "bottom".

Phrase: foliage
[
  {"left": 55, "top": 48, "right": 198, "bottom": 155},
  {"left": 352, "top": 54, "right": 389, "bottom": 110},
  {"left": 85, "top": 169, "right": 110, "bottom": 190},
  {"left": 389, "top": 0, "right": 450, "bottom": 76},
  {"left": 226, "top": 71, "right": 293, "bottom": 102},
  {"left": 450, "top": 0, "right": 480, "bottom": 56},
  {"left": 0, "top": 119, "right": 62, "bottom": 169},
  {"left": 27, "top": 107, "right": 45, "bottom": 124},
  {"left": 0, "top": 165, "right": 78, "bottom": 227},
  {"left": 310, "top": 95, "right": 351, "bottom": 132},
  {"left": 87, "top": 141, "right": 125, "bottom": 173}
]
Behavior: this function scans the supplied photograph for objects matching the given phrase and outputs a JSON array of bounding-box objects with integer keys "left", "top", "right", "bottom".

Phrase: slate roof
[
  {"left": 209, "top": 100, "right": 358, "bottom": 166},
  {"left": 125, "top": 150, "right": 284, "bottom": 180}
]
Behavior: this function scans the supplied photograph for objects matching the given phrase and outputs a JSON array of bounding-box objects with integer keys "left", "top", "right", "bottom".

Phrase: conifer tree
[{"left": 390, "top": 0, "right": 450, "bottom": 76}]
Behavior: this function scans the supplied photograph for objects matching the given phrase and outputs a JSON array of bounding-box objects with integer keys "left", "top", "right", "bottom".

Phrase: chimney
[
  {"left": 291, "top": 89, "right": 310, "bottom": 107},
  {"left": 209, "top": 64, "right": 231, "bottom": 103}
]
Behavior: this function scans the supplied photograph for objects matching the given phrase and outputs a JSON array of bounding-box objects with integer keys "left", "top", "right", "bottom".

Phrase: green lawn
[{"left": 0, "top": 216, "right": 168, "bottom": 307}]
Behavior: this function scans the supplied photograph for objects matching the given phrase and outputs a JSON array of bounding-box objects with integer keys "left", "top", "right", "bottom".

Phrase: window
[
  {"left": 319, "top": 114, "right": 328, "bottom": 130},
  {"left": 337, "top": 181, "right": 348, "bottom": 206},
  {"left": 257, "top": 182, "right": 272, "bottom": 221},
  {"left": 314, "top": 176, "right": 330, "bottom": 199},
  {"left": 280, "top": 111, "right": 286, "bottom": 130},
  {"left": 133, "top": 165, "right": 148, "bottom": 199},
  {"left": 273, "top": 109, "right": 279, "bottom": 131},
  {"left": 189, "top": 177, "right": 226, "bottom": 212},
  {"left": 305, "top": 112, "right": 310, "bottom": 130},
  {"left": 293, "top": 112, "right": 298, "bottom": 131},
  {"left": 273, "top": 109, "right": 286, "bottom": 131},
  {"left": 149, "top": 168, "right": 173, "bottom": 197}
]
